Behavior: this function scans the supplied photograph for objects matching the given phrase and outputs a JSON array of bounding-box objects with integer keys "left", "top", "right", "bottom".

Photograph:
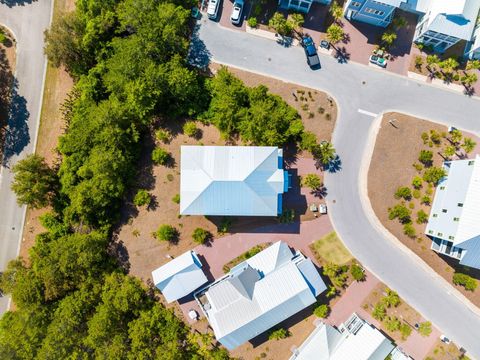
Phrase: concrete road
[
  {"left": 0, "top": 0, "right": 53, "bottom": 314},
  {"left": 192, "top": 18, "right": 480, "bottom": 358}
]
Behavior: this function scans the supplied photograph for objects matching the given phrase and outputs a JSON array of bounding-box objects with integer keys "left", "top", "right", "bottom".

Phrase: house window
[
  {"left": 458, "top": 203, "right": 463, "bottom": 207},
  {"left": 442, "top": 209, "right": 447, "bottom": 213},
  {"left": 364, "top": 7, "right": 384, "bottom": 16},
  {"left": 440, "top": 186, "right": 445, "bottom": 190},
  {"left": 437, "top": 232, "right": 443, "bottom": 236},
  {"left": 433, "top": 213, "right": 438, "bottom": 218},
  {"left": 428, "top": 230, "right": 433, "bottom": 234},
  {"left": 453, "top": 217, "right": 459, "bottom": 222},
  {"left": 468, "top": 160, "right": 475, "bottom": 166},
  {"left": 449, "top": 236, "right": 455, "bottom": 240},
  {"left": 351, "top": 1, "right": 361, "bottom": 7}
]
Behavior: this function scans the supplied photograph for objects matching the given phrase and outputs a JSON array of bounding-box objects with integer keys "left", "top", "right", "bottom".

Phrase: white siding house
[
  {"left": 426, "top": 155, "right": 480, "bottom": 270},
  {"left": 194, "top": 242, "right": 326, "bottom": 350}
]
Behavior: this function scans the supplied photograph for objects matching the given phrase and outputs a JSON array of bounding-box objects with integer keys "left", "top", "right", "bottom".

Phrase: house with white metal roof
[
  {"left": 151, "top": 250, "right": 208, "bottom": 303},
  {"left": 194, "top": 241, "right": 326, "bottom": 350},
  {"left": 290, "top": 313, "right": 410, "bottom": 360},
  {"left": 426, "top": 155, "right": 480, "bottom": 270},
  {"left": 180, "top": 146, "right": 288, "bottom": 217},
  {"left": 278, "top": 0, "right": 331, "bottom": 14},
  {"left": 343, "top": 0, "right": 480, "bottom": 53}
]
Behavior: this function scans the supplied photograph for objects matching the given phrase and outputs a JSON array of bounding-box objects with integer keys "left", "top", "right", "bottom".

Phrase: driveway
[
  {"left": 0, "top": 0, "right": 53, "bottom": 314},
  {"left": 192, "top": 17, "right": 480, "bottom": 358}
]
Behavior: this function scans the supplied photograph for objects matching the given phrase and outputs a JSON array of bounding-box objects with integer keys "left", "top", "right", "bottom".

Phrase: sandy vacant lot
[{"left": 368, "top": 112, "right": 480, "bottom": 307}]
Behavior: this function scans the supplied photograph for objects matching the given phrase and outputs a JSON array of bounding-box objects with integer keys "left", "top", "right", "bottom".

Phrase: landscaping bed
[
  {"left": 222, "top": 242, "right": 271, "bottom": 273},
  {"left": 368, "top": 112, "right": 480, "bottom": 307}
]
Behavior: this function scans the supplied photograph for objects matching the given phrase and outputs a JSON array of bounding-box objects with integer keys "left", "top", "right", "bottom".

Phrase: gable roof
[
  {"left": 291, "top": 313, "right": 395, "bottom": 360},
  {"left": 180, "top": 146, "right": 285, "bottom": 216},
  {"left": 201, "top": 241, "right": 326, "bottom": 350},
  {"left": 151, "top": 251, "right": 208, "bottom": 303}
]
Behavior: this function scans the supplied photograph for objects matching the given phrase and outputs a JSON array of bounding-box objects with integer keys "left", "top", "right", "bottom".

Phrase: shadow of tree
[
  {"left": 0, "top": 0, "right": 35, "bottom": 7},
  {"left": 2, "top": 78, "right": 30, "bottom": 167},
  {"left": 188, "top": 23, "right": 212, "bottom": 70}
]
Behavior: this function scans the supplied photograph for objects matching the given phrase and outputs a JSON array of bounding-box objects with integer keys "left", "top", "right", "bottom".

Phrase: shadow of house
[
  {"left": 387, "top": 10, "right": 418, "bottom": 61},
  {"left": 2, "top": 78, "right": 30, "bottom": 167},
  {"left": 302, "top": 2, "right": 330, "bottom": 33}
]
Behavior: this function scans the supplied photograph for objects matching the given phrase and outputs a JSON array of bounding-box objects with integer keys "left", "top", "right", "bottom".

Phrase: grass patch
[
  {"left": 310, "top": 231, "right": 353, "bottom": 265},
  {"left": 223, "top": 243, "right": 271, "bottom": 273}
]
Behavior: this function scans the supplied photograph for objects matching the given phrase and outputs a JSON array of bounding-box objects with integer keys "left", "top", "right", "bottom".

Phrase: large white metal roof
[
  {"left": 180, "top": 146, "right": 285, "bottom": 216},
  {"left": 151, "top": 251, "right": 208, "bottom": 303},
  {"left": 203, "top": 242, "right": 326, "bottom": 350}
]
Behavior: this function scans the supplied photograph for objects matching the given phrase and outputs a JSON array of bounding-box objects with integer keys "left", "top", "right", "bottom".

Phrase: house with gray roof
[
  {"left": 290, "top": 313, "right": 411, "bottom": 360},
  {"left": 426, "top": 155, "right": 480, "bottom": 270},
  {"left": 180, "top": 146, "right": 288, "bottom": 217},
  {"left": 194, "top": 241, "right": 326, "bottom": 350}
]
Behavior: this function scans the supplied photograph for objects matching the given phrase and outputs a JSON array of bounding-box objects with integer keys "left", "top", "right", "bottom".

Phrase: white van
[{"left": 207, "top": 0, "right": 220, "bottom": 20}]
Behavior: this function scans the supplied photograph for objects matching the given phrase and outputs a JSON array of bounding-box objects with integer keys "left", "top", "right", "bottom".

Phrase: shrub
[
  {"left": 408, "top": 202, "right": 415, "bottom": 209},
  {"left": 301, "top": 173, "right": 322, "bottom": 190},
  {"left": 412, "top": 176, "right": 423, "bottom": 189},
  {"left": 421, "top": 132, "right": 429, "bottom": 144},
  {"left": 278, "top": 208, "right": 295, "bottom": 224},
  {"left": 421, "top": 195, "right": 431, "bottom": 205},
  {"left": 385, "top": 316, "right": 401, "bottom": 332},
  {"left": 313, "top": 304, "right": 330, "bottom": 318},
  {"left": 350, "top": 263, "right": 366, "bottom": 281},
  {"left": 403, "top": 223, "right": 416, "bottom": 238},
  {"left": 268, "top": 328, "right": 289, "bottom": 340},
  {"left": 388, "top": 204, "right": 411, "bottom": 223},
  {"left": 326, "top": 285, "right": 338, "bottom": 298},
  {"left": 418, "top": 321, "right": 432, "bottom": 337},
  {"left": 453, "top": 273, "right": 477, "bottom": 291},
  {"left": 323, "top": 263, "right": 349, "bottom": 288},
  {"left": 418, "top": 150, "right": 433, "bottom": 166},
  {"left": 423, "top": 167, "right": 447, "bottom": 185},
  {"left": 400, "top": 323, "right": 412, "bottom": 340},
  {"left": 183, "top": 121, "right": 198, "bottom": 137},
  {"left": 155, "top": 129, "right": 170, "bottom": 143},
  {"left": 412, "top": 189, "right": 421, "bottom": 199},
  {"left": 372, "top": 303, "right": 386, "bottom": 321},
  {"left": 192, "top": 228, "right": 211, "bottom": 244},
  {"left": 172, "top": 194, "right": 180, "bottom": 204},
  {"left": 416, "top": 209, "right": 428, "bottom": 224},
  {"left": 412, "top": 163, "right": 423, "bottom": 172},
  {"left": 395, "top": 186, "right": 412, "bottom": 200},
  {"left": 152, "top": 148, "right": 171, "bottom": 166},
  {"left": 218, "top": 217, "right": 233, "bottom": 234},
  {"left": 153, "top": 225, "right": 177, "bottom": 242},
  {"left": 429, "top": 130, "right": 441, "bottom": 145},
  {"left": 133, "top": 189, "right": 151, "bottom": 207},
  {"left": 383, "top": 288, "right": 400, "bottom": 307},
  {"left": 299, "top": 131, "right": 317, "bottom": 151},
  {"left": 247, "top": 17, "right": 258, "bottom": 28},
  {"left": 318, "top": 106, "right": 325, "bottom": 114}
]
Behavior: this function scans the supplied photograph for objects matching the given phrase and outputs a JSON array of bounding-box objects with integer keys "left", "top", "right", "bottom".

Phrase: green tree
[
  {"left": 418, "top": 150, "right": 433, "bottom": 166},
  {"left": 133, "top": 189, "right": 151, "bottom": 207},
  {"left": 384, "top": 316, "right": 401, "bottom": 332},
  {"left": 453, "top": 273, "right": 477, "bottom": 291},
  {"left": 381, "top": 31, "right": 397, "bottom": 48},
  {"left": 299, "top": 131, "right": 318, "bottom": 152},
  {"left": 416, "top": 209, "right": 428, "bottom": 224},
  {"left": 450, "top": 129, "right": 463, "bottom": 145},
  {"left": 289, "top": 13, "right": 304, "bottom": 34},
  {"left": 414, "top": 56, "right": 423, "bottom": 70},
  {"left": 439, "top": 58, "right": 459, "bottom": 75},
  {"left": 313, "top": 141, "right": 336, "bottom": 166},
  {"left": 426, "top": 54, "right": 440, "bottom": 73},
  {"left": 301, "top": 173, "right": 322, "bottom": 190},
  {"left": 443, "top": 145, "right": 456, "bottom": 159},
  {"left": 372, "top": 302, "right": 386, "bottom": 321},
  {"left": 152, "top": 148, "right": 171, "bottom": 166},
  {"left": 423, "top": 167, "right": 447, "bottom": 185},
  {"left": 388, "top": 204, "right": 411, "bottom": 223},
  {"left": 350, "top": 263, "right": 366, "bottom": 281},
  {"left": 403, "top": 223, "right": 416, "bottom": 238},
  {"left": 461, "top": 72, "right": 478, "bottom": 87},
  {"left": 329, "top": 1, "right": 343, "bottom": 22},
  {"left": 383, "top": 288, "right": 400, "bottom": 307},
  {"left": 326, "top": 24, "right": 344, "bottom": 45},
  {"left": 313, "top": 304, "right": 330, "bottom": 318},
  {"left": 11, "top": 154, "right": 56, "bottom": 209},
  {"left": 268, "top": 12, "right": 292, "bottom": 36},
  {"left": 394, "top": 186, "right": 412, "bottom": 200},
  {"left": 400, "top": 323, "right": 412, "bottom": 340},
  {"left": 183, "top": 121, "right": 198, "bottom": 137},
  {"left": 421, "top": 195, "right": 431, "bottom": 205},
  {"left": 412, "top": 176, "right": 423, "bottom": 189},
  {"left": 153, "top": 225, "right": 178, "bottom": 242},
  {"left": 462, "top": 137, "right": 477, "bottom": 154},
  {"left": 326, "top": 285, "right": 338, "bottom": 298},
  {"left": 418, "top": 321, "right": 432, "bottom": 337},
  {"left": 192, "top": 228, "right": 211, "bottom": 244},
  {"left": 268, "top": 328, "right": 289, "bottom": 340},
  {"left": 466, "top": 60, "right": 480, "bottom": 70}
]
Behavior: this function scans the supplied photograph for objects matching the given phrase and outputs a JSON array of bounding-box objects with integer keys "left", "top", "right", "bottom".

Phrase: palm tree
[
  {"left": 315, "top": 141, "right": 336, "bottom": 165},
  {"left": 269, "top": 12, "right": 291, "bottom": 36},
  {"left": 462, "top": 137, "right": 477, "bottom": 154},
  {"left": 466, "top": 59, "right": 480, "bottom": 71},
  {"left": 439, "top": 57, "right": 459, "bottom": 76},
  {"left": 381, "top": 31, "right": 397, "bottom": 49},
  {"left": 289, "top": 13, "right": 305, "bottom": 36},
  {"left": 461, "top": 72, "right": 478, "bottom": 87},
  {"left": 443, "top": 145, "right": 456, "bottom": 159},
  {"left": 450, "top": 129, "right": 463, "bottom": 146},
  {"left": 426, "top": 54, "right": 439, "bottom": 75},
  {"left": 329, "top": 1, "right": 343, "bottom": 23},
  {"left": 326, "top": 24, "right": 344, "bottom": 45},
  {"left": 392, "top": 16, "right": 407, "bottom": 30}
]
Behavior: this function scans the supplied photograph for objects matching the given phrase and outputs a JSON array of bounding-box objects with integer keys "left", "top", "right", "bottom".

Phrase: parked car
[
  {"left": 230, "top": 0, "right": 243, "bottom": 25},
  {"left": 369, "top": 54, "right": 387, "bottom": 68},
  {"left": 301, "top": 36, "right": 320, "bottom": 69},
  {"left": 207, "top": 0, "right": 220, "bottom": 20},
  {"left": 440, "top": 335, "right": 451, "bottom": 344},
  {"left": 319, "top": 204, "right": 327, "bottom": 214},
  {"left": 319, "top": 40, "right": 330, "bottom": 50}
]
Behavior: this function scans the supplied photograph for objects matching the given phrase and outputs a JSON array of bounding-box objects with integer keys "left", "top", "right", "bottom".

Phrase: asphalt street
[
  {"left": 0, "top": 0, "right": 53, "bottom": 314},
  {"left": 192, "top": 17, "right": 480, "bottom": 358}
]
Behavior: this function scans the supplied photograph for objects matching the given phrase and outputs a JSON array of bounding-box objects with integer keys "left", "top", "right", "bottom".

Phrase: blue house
[
  {"left": 278, "top": 0, "right": 331, "bottom": 14},
  {"left": 344, "top": 0, "right": 401, "bottom": 27}
]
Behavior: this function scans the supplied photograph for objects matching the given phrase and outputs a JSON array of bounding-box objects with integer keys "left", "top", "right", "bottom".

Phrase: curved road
[
  {"left": 193, "top": 18, "right": 480, "bottom": 357},
  {"left": 0, "top": 0, "right": 53, "bottom": 314}
]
